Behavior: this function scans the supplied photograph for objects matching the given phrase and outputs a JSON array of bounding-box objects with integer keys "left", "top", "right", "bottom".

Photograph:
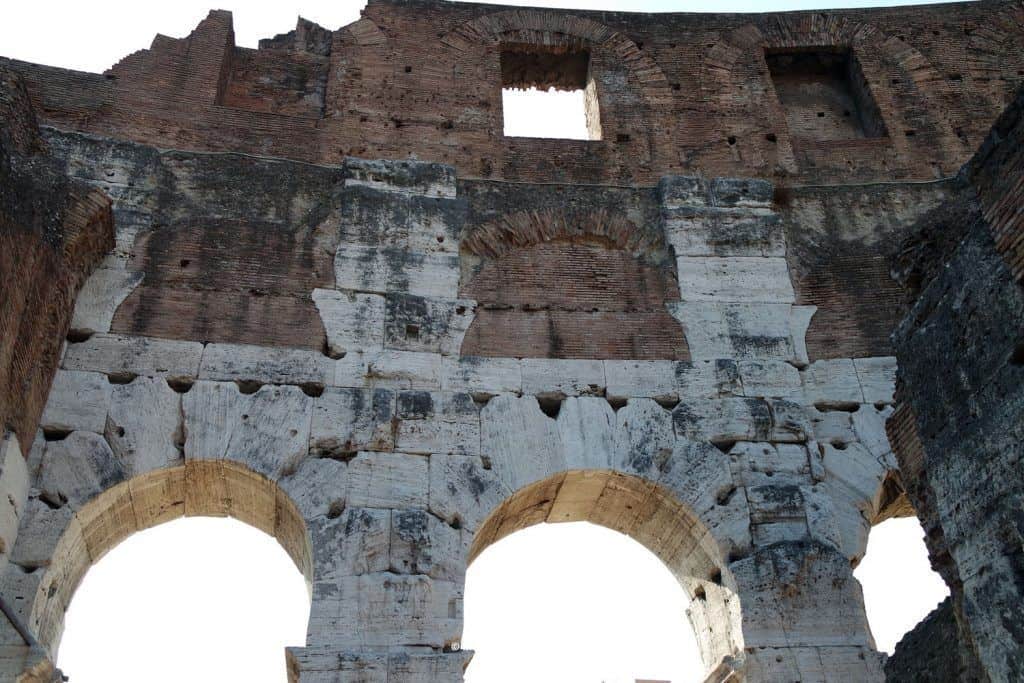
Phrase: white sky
[{"left": 7, "top": 1, "right": 955, "bottom": 680}]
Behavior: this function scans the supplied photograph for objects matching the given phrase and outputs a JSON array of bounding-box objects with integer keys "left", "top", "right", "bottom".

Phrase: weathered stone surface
[
  {"left": 62, "top": 334, "right": 203, "bottom": 380},
  {"left": 312, "top": 288, "right": 385, "bottom": 356},
  {"left": 199, "top": 343, "right": 333, "bottom": 387},
  {"left": 104, "top": 377, "right": 181, "bottom": 476},
  {"left": 70, "top": 261, "right": 144, "bottom": 334},
  {"left": 480, "top": 395, "right": 564, "bottom": 493},
  {"left": 383, "top": 294, "right": 474, "bottom": 355},
  {"left": 39, "top": 370, "right": 111, "bottom": 435},
  {"left": 183, "top": 381, "right": 312, "bottom": 480},
  {"left": 346, "top": 452, "right": 429, "bottom": 509},
  {"left": 0, "top": 433, "right": 28, "bottom": 573},
  {"left": 395, "top": 391, "right": 480, "bottom": 456},
  {"left": 310, "top": 387, "right": 396, "bottom": 458}
]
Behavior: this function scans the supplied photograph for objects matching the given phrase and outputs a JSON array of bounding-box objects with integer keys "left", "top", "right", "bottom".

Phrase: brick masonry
[{"left": 0, "top": 2, "right": 1022, "bottom": 682}]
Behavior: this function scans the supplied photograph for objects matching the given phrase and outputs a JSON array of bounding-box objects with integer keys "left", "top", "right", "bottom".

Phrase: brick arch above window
[{"left": 459, "top": 210, "right": 687, "bottom": 360}]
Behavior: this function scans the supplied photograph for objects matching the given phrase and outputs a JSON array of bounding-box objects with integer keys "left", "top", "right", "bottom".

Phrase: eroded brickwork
[{"left": 1, "top": 2, "right": 1023, "bottom": 682}]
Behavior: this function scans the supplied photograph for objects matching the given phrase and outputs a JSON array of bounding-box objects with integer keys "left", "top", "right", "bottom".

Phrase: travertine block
[
  {"left": 676, "top": 257, "right": 795, "bottom": 303},
  {"left": 313, "top": 288, "right": 385, "bottom": 356},
  {"left": 279, "top": 457, "right": 348, "bottom": 521},
  {"left": 520, "top": 358, "right": 605, "bottom": 397},
  {"left": 307, "top": 574, "right": 460, "bottom": 649},
  {"left": 105, "top": 377, "right": 181, "bottom": 476},
  {"left": 70, "top": 262, "right": 143, "bottom": 334},
  {"left": 335, "top": 245, "right": 460, "bottom": 299},
  {"left": 665, "top": 209, "right": 783, "bottom": 258},
  {"left": 383, "top": 294, "right": 474, "bottom": 355},
  {"left": 308, "top": 507, "right": 390, "bottom": 579},
  {"left": 389, "top": 508, "right": 468, "bottom": 580},
  {"left": 183, "top": 381, "right": 312, "bottom": 480},
  {"left": 62, "top": 333, "right": 203, "bottom": 380},
  {"left": 604, "top": 360, "right": 739, "bottom": 401},
  {"left": 738, "top": 360, "right": 802, "bottom": 399},
  {"left": 310, "top": 387, "right": 396, "bottom": 457},
  {"left": 199, "top": 343, "right": 333, "bottom": 387},
  {"left": 344, "top": 157, "right": 457, "bottom": 199},
  {"left": 557, "top": 397, "right": 616, "bottom": 470},
  {"left": 734, "top": 543, "right": 871, "bottom": 649},
  {"left": 36, "top": 432, "right": 125, "bottom": 510},
  {"left": 364, "top": 351, "right": 442, "bottom": 391},
  {"left": 440, "top": 356, "right": 522, "bottom": 395},
  {"left": 347, "top": 452, "right": 429, "bottom": 509},
  {"left": 728, "top": 442, "right": 812, "bottom": 487},
  {"left": 853, "top": 356, "right": 897, "bottom": 405},
  {"left": 39, "top": 370, "right": 111, "bottom": 435},
  {"left": 480, "top": 395, "right": 564, "bottom": 492},
  {"left": 670, "top": 302, "right": 814, "bottom": 365},
  {"left": 0, "top": 434, "right": 28, "bottom": 572},
  {"left": 807, "top": 406, "right": 856, "bottom": 445},
  {"left": 428, "top": 454, "right": 510, "bottom": 532},
  {"left": 395, "top": 392, "right": 480, "bottom": 455},
  {"left": 673, "top": 398, "right": 809, "bottom": 444},
  {"left": 851, "top": 404, "right": 894, "bottom": 458},
  {"left": 802, "top": 359, "right": 864, "bottom": 407},
  {"left": 612, "top": 399, "right": 675, "bottom": 474}
]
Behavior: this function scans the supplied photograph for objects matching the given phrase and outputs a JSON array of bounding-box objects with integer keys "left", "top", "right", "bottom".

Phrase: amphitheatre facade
[{"left": 1, "top": 1, "right": 1023, "bottom": 680}]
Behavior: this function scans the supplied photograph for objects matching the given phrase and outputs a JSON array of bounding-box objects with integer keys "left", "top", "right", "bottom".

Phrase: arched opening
[
  {"left": 463, "top": 470, "right": 742, "bottom": 681},
  {"left": 12, "top": 461, "right": 313, "bottom": 678},
  {"left": 463, "top": 521, "right": 701, "bottom": 682},
  {"left": 854, "top": 516, "right": 949, "bottom": 653},
  {"left": 57, "top": 516, "right": 309, "bottom": 682}
]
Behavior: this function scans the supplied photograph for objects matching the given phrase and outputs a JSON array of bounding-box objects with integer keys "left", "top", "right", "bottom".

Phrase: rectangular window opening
[
  {"left": 766, "top": 47, "right": 888, "bottom": 141},
  {"left": 500, "top": 46, "right": 601, "bottom": 140}
]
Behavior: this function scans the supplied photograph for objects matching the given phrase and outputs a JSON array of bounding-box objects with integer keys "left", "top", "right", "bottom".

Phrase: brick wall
[{"left": 3, "top": 1, "right": 1022, "bottom": 185}]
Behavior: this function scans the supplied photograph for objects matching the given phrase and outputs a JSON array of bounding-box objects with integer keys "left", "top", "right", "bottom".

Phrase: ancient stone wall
[
  {"left": 888, "top": 86, "right": 1024, "bottom": 683},
  {"left": 0, "top": 2, "right": 1022, "bottom": 681},
  {"left": 3, "top": 1, "right": 1023, "bottom": 184}
]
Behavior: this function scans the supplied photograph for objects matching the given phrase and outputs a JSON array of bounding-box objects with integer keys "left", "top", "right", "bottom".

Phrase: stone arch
[
  {"left": 701, "top": 15, "right": 964, "bottom": 177},
  {"left": 6, "top": 459, "right": 313, "bottom": 659},
  {"left": 458, "top": 209, "right": 688, "bottom": 360},
  {"left": 441, "top": 395, "right": 750, "bottom": 673}
]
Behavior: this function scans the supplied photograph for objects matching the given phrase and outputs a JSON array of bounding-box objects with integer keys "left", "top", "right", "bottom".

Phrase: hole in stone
[
  {"left": 300, "top": 383, "right": 325, "bottom": 398},
  {"left": 814, "top": 402, "right": 861, "bottom": 413},
  {"left": 832, "top": 442, "right": 849, "bottom": 451},
  {"left": 42, "top": 427, "right": 72, "bottom": 442},
  {"left": 765, "top": 132, "right": 777, "bottom": 142},
  {"left": 716, "top": 486, "right": 737, "bottom": 506},
  {"left": 405, "top": 324, "right": 421, "bottom": 340},
  {"left": 322, "top": 339, "right": 345, "bottom": 360},
  {"left": 727, "top": 135, "right": 737, "bottom": 145},
  {"left": 456, "top": 306, "right": 467, "bottom": 315},
  {"left": 693, "top": 585, "right": 706, "bottom": 601},
  {"left": 653, "top": 395, "right": 680, "bottom": 411},
  {"left": 470, "top": 392, "right": 496, "bottom": 407},
  {"left": 905, "top": 129, "right": 916, "bottom": 137},
  {"left": 616, "top": 133, "right": 631, "bottom": 143},
  {"left": 480, "top": 455, "right": 493, "bottom": 470},
  {"left": 817, "top": 111, "right": 825, "bottom": 117},
  {"left": 179, "top": 259, "right": 190, "bottom": 268},
  {"left": 709, "top": 569, "right": 722, "bottom": 585},
  {"left": 605, "top": 396, "right": 628, "bottom": 412},
  {"left": 327, "top": 500, "right": 346, "bottom": 519},
  {"left": 66, "top": 329, "right": 94, "bottom": 344},
  {"left": 39, "top": 490, "right": 68, "bottom": 510},
  {"left": 107, "top": 372, "right": 137, "bottom": 385},
  {"left": 536, "top": 395, "right": 563, "bottom": 419},
  {"left": 404, "top": 65, "right": 412, "bottom": 73},
  {"left": 712, "top": 440, "right": 736, "bottom": 455},
  {"left": 116, "top": 426, "right": 126, "bottom": 438},
  {"left": 235, "top": 380, "right": 263, "bottom": 395},
  {"left": 1010, "top": 342, "right": 1024, "bottom": 366},
  {"left": 449, "top": 516, "right": 463, "bottom": 531},
  {"left": 166, "top": 377, "right": 195, "bottom": 394},
  {"left": 874, "top": 402, "right": 888, "bottom": 411}
]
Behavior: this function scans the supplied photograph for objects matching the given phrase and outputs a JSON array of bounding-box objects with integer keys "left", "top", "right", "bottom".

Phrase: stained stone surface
[{"left": 1, "top": 3, "right": 1023, "bottom": 682}]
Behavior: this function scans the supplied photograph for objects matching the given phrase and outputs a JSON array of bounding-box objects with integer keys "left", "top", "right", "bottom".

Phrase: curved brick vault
[{"left": 2, "top": 1, "right": 1024, "bottom": 682}]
